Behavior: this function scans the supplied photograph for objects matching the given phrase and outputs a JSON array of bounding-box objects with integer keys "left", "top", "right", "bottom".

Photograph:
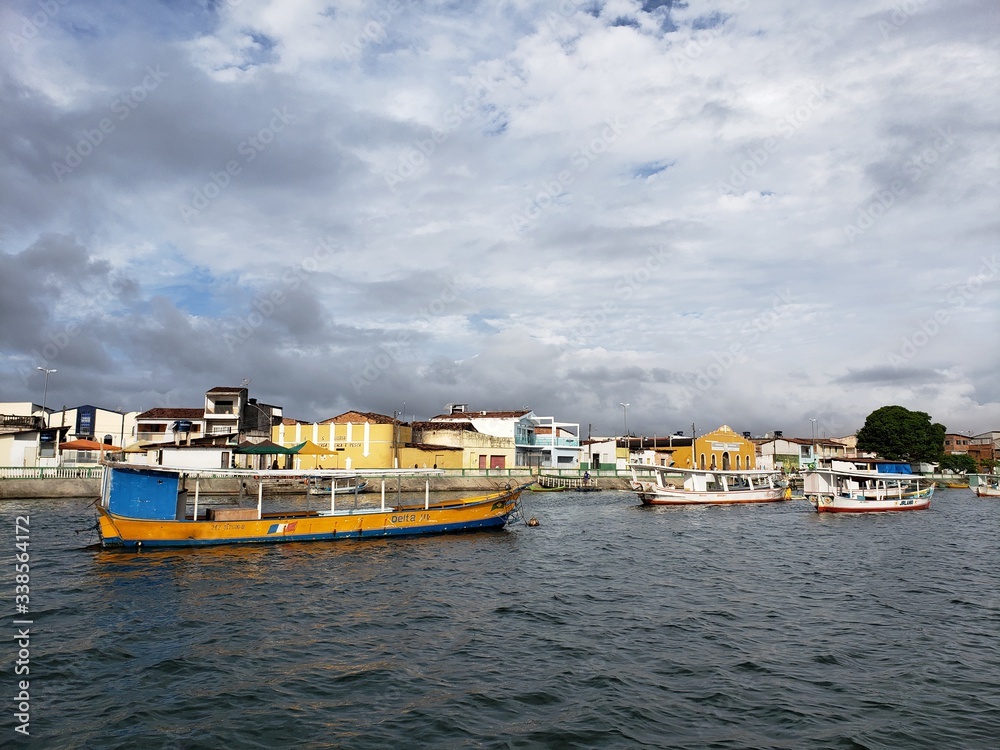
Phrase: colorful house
[
  {"left": 428, "top": 404, "right": 581, "bottom": 469},
  {"left": 656, "top": 425, "right": 757, "bottom": 471},
  {"left": 275, "top": 411, "right": 468, "bottom": 470}
]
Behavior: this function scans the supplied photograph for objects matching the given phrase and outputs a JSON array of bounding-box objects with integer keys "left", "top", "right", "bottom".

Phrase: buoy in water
[{"left": 527, "top": 517, "right": 540, "bottom": 527}]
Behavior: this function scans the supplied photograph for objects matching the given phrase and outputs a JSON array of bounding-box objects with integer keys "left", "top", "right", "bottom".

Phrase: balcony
[{"left": 533, "top": 436, "right": 580, "bottom": 448}]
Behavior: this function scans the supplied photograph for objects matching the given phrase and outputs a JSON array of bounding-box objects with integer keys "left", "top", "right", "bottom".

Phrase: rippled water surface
[{"left": 4, "top": 489, "right": 999, "bottom": 748}]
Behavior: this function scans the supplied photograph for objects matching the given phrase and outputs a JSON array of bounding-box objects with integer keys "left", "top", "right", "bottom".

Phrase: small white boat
[
  {"left": 803, "top": 468, "right": 933, "bottom": 513},
  {"left": 628, "top": 464, "right": 788, "bottom": 505},
  {"left": 969, "top": 474, "right": 1000, "bottom": 497},
  {"left": 306, "top": 478, "right": 368, "bottom": 496}
]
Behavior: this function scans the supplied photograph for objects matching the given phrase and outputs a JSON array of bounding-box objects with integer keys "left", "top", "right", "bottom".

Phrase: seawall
[{"left": 1, "top": 475, "right": 631, "bottom": 500}]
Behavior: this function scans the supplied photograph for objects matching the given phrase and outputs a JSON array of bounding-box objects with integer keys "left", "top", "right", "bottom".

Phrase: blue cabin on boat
[{"left": 105, "top": 466, "right": 184, "bottom": 520}]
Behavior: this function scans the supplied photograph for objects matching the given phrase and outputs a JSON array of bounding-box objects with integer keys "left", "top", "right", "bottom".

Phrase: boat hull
[
  {"left": 97, "top": 488, "right": 523, "bottom": 549},
  {"left": 975, "top": 487, "right": 1000, "bottom": 497},
  {"left": 812, "top": 495, "right": 931, "bottom": 513},
  {"left": 634, "top": 484, "right": 789, "bottom": 506}
]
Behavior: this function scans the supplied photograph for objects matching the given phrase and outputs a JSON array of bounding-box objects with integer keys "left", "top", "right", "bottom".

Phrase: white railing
[{"left": 0, "top": 466, "right": 105, "bottom": 479}]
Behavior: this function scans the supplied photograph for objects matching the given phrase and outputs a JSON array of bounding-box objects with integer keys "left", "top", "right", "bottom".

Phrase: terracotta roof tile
[{"left": 136, "top": 408, "right": 204, "bottom": 420}]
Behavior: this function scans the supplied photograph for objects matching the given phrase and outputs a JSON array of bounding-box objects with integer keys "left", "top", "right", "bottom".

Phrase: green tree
[
  {"left": 939, "top": 453, "right": 978, "bottom": 474},
  {"left": 855, "top": 405, "right": 946, "bottom": 462}
]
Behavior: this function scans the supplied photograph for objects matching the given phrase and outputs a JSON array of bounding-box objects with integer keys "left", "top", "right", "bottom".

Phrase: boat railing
[{"left": 537, "top": 475, "right": 589, "bottom": 489}]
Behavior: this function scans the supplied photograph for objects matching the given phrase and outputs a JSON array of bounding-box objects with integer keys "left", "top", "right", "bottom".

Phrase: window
[{"left": 213, "top": 400, "right": 234, "bottom": 414}]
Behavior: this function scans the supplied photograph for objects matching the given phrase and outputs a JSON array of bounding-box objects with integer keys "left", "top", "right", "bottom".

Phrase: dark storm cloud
[{"left": 833, "top": 367, "right": 947, "bottom": 386}]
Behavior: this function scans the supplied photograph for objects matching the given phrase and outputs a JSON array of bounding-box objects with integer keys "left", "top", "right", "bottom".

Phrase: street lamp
[
  {"left": 619, "top": 402, "right": 629, "bottom": 441},
  {"left": 36, "top": 367, "right": 56, "bottom": 427},
  {"left": 117, "top": 405, "right": 127, "bottom": 449},
  {"left": 809, "top": 418, "right": 817, "bottom": 467}
]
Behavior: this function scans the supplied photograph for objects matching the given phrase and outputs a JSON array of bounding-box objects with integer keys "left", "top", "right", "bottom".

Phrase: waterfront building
[
  {"left": 275, "top": 411, "right": 468, "bottom": 470},
  {"left": 0, "top": 402, "right": 59, "bottom": 467},
  {"left": 134, "top": 387, "right": 281, "bottom": 448},
  {"left": 135, "top": 408, "right": 207, "bottom": 445},
  {"left": 943, "top": 432, "right": 973, "bottom": 455},
  {"left": 968, "top": 431, "right": 1000, "bottom": 469},
  {"left": 632, "top": 425, "right": 757, "bottom": 471},
  {"left": 618, "top": 434, "right": 691, "bottom": 470},
  {"left": 581, "top": 437, "right": 619, "bottom": 471},
  {"left": 754, "top": 436, "right": 849, "bottom": 472},
  {"left": 428, "top": 404, "right": 581, "bottom": 469},
  {"left": 409, "top": 420, "right": 514, "bottom": 470},
  {"left": 0, "top": 402, "right": 137, "bottom": 467}
]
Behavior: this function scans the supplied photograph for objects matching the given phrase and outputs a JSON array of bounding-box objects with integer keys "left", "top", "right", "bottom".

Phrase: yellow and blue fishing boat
[{"left": 96, "top": 463, "right": 526, "bottom": 549}]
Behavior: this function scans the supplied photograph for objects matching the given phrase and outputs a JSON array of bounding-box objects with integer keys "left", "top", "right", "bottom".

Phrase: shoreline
[{"left": 0, "top": 475, "right": 630, "bottom": 500}]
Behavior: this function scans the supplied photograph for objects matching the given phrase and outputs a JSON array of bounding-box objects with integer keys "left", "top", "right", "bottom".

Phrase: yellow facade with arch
[{"left": 672, "top": 425, "right": 757, "bottom": 471}]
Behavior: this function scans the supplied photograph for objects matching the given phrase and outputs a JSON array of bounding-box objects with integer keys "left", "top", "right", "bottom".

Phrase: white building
[{"left": 429, "top": 404, "right": 581, "bottom": 469}]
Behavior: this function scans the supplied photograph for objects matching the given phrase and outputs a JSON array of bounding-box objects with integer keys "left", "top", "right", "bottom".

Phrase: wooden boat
[
  {"left": 528, "top": 483, "right": 568, "bottom": 492},
  {"left": 628, "top": 464, "right": 788, "bottom": 505},
  {"left": 803, "top": 468, "right": 933, "bottom": 512},
  {"left": 96, "top": 463, "right": 526, "bottom": 549},
  {"left": 969, "top": 474, "right": 1000, "bottom": 497}
]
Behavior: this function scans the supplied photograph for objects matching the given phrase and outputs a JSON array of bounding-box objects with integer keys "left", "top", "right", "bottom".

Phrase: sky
[{"left": 1, "top": 0, "right": 998, "bottom": 440}]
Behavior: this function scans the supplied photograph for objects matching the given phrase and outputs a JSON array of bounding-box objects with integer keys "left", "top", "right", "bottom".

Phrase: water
[{"left": 4, "top": 489, "right": 998, "bottom": 748}]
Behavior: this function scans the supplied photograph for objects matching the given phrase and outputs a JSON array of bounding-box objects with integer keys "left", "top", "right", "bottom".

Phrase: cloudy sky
[{"left": 1, "top": 0, "right": 997, "bottom": 439}]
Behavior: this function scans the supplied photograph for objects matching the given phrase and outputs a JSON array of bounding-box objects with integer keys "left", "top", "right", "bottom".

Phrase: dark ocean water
[{"left": 3, "top": 488, "right": 998, "bottom": 749}]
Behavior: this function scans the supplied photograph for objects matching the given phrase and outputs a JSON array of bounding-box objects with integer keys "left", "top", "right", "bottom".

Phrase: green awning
[{"left": 234, "top": 440, "right": 298, "bottom": 455}]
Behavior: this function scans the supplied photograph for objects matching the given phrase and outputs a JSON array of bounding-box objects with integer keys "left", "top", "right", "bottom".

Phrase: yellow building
[
  {"left": 274, "top": 411, "right": 465, "bottom": 470},
  {"left": 669, "top": 425, "right": 757, "bottom": 471}
]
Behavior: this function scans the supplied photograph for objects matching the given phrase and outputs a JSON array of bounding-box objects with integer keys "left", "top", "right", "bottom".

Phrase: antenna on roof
[{"left": 240, "top": 378, "right": 251, "bottom": 387}]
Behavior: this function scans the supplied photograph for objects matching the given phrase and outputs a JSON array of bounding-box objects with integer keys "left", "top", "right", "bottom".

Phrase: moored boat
[
  {"left": 969, "top": 474, "right": 1000, "bottom": 497},
  {"left": 306, "top": 478, "right": 368, "bottom": 496},
  {"left": 96, "top": 463, "right": 526, "bottom": 549},
  {"left": 628, "top": 464, "right": 788, "bottom": 505},
  {"left": 803, "top": 468, "right": 933, "bottom": 512}
]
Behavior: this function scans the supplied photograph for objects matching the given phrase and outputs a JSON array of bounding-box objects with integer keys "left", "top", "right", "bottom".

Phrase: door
[
  {"left": 478, "top": 455, "right": 487, "bottom": 469},
  {"left": 490, "top": 455, "right": 505, "bottom": 470}
]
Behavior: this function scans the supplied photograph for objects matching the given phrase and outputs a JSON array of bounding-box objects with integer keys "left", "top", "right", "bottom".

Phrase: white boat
[
  {"left": 628, "top": 464, "right": 788, "bottom": 505},
  {"left": 803, "top": 468, "right": 933, "bottom": 513},
  {"left": 306, "top": 478, "right": 368, "bottom": 496},
  {"left": 969, "top": 474, "right": 1000, "bottom": 497}
]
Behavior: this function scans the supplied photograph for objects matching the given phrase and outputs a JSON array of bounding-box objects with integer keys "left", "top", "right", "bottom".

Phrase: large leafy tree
[
  {"left": 939, "top": 453, "right": 978, "bottom": 474},
  {"left": 855, "top": 405, "right": 946, "bottom": 462}
]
